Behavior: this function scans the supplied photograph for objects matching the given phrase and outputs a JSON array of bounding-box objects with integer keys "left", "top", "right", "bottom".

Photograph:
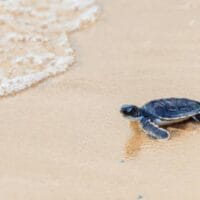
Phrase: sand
[{"left": 0, "top": 0, "right": 200, "bottom": 199}]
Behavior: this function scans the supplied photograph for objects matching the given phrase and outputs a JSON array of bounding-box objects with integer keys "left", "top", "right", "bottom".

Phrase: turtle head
[{"left": 120, "top": 104, "right": 142, "bottom": 121}]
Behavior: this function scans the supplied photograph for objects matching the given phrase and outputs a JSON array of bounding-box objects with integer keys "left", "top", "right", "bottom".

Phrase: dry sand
[{"left": 0, "top": 0, "right": 200, "bottom": 199}]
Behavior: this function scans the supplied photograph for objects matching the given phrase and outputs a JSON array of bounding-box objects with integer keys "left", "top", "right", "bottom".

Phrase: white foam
[
  {"left": 64, "top": 5, "right": 100, "bottom": 32},
  {"left": 53, "top": 0, "right": 96, "bottom": 11},
  {"left": 0, "top": 0, "right": 100, "bottom": 96}
]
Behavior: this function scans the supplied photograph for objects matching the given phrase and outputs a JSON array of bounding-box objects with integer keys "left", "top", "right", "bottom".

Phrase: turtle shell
[{"left": 142, "top": 98, "right": 200, "bottom": 119}]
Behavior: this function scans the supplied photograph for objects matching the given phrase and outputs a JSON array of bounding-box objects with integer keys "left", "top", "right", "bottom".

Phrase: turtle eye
[
  {"left": 120, "top": 105, "right": 138, "bottom": 116},
  {"left": 126, "top": 107, "right": 133, "bottom": 113},
  {"left": 130, "top": 107, "right": 140, "bottom": 116}
]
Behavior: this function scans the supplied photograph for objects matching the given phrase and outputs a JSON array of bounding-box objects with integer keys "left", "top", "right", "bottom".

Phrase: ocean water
[{"left": 0, "top": 0, "right": 100, "bottom": 96}]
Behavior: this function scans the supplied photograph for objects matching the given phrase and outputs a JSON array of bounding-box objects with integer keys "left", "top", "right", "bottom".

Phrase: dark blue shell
[{"left": 142, "top": 98, "right": 200, "bottom": 119}]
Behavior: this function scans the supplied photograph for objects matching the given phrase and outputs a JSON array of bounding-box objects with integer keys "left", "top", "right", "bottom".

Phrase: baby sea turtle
[{"left": 120, "top": 98, "right": 200, "bottom": 140}]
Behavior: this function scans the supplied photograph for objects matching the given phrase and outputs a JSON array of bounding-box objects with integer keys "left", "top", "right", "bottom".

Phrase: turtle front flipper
[
  {"left": 140, "top": 118, "right": 170, "bottom": 140},
  {"left": 193, "top": 114, "right": 200, "bottom": 122}
]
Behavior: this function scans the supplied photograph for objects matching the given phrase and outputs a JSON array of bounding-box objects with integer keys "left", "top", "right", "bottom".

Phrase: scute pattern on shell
[{"left": 143, "top": 98, "right": 200, "bottom": 119}]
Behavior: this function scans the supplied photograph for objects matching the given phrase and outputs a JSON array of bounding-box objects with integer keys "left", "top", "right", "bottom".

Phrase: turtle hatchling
[{"left": 120, "top": 98, "right": 200, "bottom": 140}]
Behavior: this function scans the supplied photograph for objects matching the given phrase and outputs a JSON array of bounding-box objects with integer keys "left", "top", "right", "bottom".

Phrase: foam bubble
[{"left": 0, "top": 0, "right": 100, "bottom": 96}]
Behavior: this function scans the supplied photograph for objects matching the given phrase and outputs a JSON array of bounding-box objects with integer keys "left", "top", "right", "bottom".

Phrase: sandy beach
[{"left": 0, "top": 0, "right": 200, "bottom": 199}]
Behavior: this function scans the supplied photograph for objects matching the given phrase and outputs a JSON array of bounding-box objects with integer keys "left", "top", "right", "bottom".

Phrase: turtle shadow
[
  {"left": 125, "top": 122, "right": 149, "bottom": 158},
  {"left": 165, "top": 119, "right": 198, "bottom": 139},
  {"left": 125, "top": 119, "right": 200, "bottom": 158}
]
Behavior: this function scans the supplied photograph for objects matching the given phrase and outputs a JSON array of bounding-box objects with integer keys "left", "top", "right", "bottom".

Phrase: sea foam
[{"left": 0, "top": 0, "right": 100, "bottom": 96}]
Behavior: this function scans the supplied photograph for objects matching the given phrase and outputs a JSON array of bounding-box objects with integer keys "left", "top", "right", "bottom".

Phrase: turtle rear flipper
[
  {"left": 140, "top": 118, "right": 170, "bottom": 140},
  {"left": 193, "top": 114, "right": 200, "bottom": 122}
]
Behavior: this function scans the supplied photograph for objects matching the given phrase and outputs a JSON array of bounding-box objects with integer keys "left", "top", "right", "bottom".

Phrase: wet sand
[{"left": 0, "top": 0, "right": 200, "bottom": 199}]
